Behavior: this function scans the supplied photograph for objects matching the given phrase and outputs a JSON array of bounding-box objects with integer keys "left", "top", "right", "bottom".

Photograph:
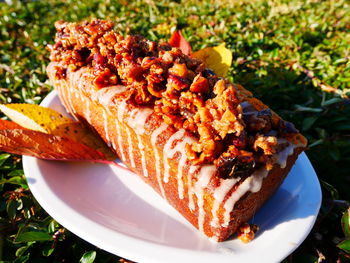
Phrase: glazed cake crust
[
  {"left": 47, "top": 62, "right": 306, "bottom": 241},
  {"left": 47, "top": 19, "right": 307, "bottom": 242}
]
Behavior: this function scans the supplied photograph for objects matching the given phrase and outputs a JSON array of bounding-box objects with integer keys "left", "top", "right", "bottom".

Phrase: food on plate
[{"left": 46, "top": 20, "right": 307, "bottom": 241}]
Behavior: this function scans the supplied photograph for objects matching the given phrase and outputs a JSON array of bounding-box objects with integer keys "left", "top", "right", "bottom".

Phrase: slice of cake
[{"left": 47, "top": 20, "right": 307, "bottom": 241}]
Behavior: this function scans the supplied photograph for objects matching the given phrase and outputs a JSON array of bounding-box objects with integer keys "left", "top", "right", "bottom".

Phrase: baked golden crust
[
  {"left": 47, "top": 62, "right": 306, "bottom": 241},
  {"left": 47, "top": 19, "right": 307, "bottom": 241}
]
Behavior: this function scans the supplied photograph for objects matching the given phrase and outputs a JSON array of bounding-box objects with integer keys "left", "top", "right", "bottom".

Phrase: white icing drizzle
[
  {"left": 76, "top": 72, "right": 91, "bottom": 123},
  {"left": 163, "top": 129, "right": 190, "bottom": 182},
  {"left": 176, "top": 151, "right": 189, "bottom": 199},
  {"left": 187, "top": 165, "right": 200, "bottom": 211},
  {"left": 125, "top": 127, "right": 136, "bottom": 168},
  {"left": 137, "top": 134, "right": 148, "bottom": 176},
  {"left": 67, "top": 76, "right": 77, "bottom": 115},
  {"left": 127, "top": 108, "right": 153, "bottom": 177},
  {"left": 79, "top": 92, "right": 90, "bottom": 123},
  {"left": 102, "top": 110, "right": 111, "bottom": 147},
  {"left": 210, "top": 138, "right": 303, "bottom": 229},
  {"left": 222, "top": 168, "right": 268, "bottom": 227},
  {"left": 111, "top": 140, "right": 117, "bottom": 151},
  {"left": 151, "top": 123, "right": 168, "bottom": 198},
  {"left": 116, "top": 101, "right": 135, "bottom": 167},
  {"left": 210, "top": 177, "right": 241, "bottom": 228},
  {"left": 163, "top": 129, "right": 196, "bottom": 199},
  {"left": 127, "top": 108, "right": 153, "bottom": 134},
  {"left": 92, "top": 85, "right": 127, "bottom": 108},
  {"left": 240, "top": 101, "right": 252, "bottom": 110},
  {"left": 81, "top": 73, "right": 95, "bottom": 124},
  {"left": 163, "top": 130, "right": 184, "bottom": 183},
  {"left": 115, "top": 119, "right": 126, "bottom": 161},
  {"left": 84, "top": 99, "right": 91, "bottom": 124},
  {"left": 77, "top": 72, "right": 90, "bottom": 93},
  {"left": 210, "top": 235, "right": 219, "bottom": 243},
  {"left": 189, "top": 165, "right": 199, "bottom": 174},
  {"left": 67, "top": 84, "right": 79, "bottom": 120},
  {"left": 76, "top": 82, "right": 92, "bottom": 125},
  {"left": 194, "top": 165, "right": 216, "bottom": 233},
  {"left": 275, "top": 138, "right": 302, "bottom": 168},
  {"left": 85, "top": 98, "right": 92, "bottom": 124},
  {"left": 117, "top": 100, "right": 126, "bottom": 122}
]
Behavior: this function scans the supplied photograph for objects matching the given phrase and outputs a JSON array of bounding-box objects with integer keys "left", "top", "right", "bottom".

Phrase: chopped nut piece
[
  {"left": 253, "top": 135, "right": 278, "bottom": 155},
  {"left": 190, "top": 73, "right": 209, "bottom": 93},
  {"left": 237, "top": 223, "right": 259, "bottom": 243},
  {"left": 169, "top": 63, "right": 188, "bottom": 78}
]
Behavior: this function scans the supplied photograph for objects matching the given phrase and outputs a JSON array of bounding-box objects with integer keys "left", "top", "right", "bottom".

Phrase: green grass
[{"left": 1, "top": 0, "right": 350, "bottom": 262}]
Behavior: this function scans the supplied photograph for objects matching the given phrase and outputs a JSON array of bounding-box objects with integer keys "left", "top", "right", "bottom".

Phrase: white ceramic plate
[{"left": 23, "top": 91, "right": 322, "bottom": 263}]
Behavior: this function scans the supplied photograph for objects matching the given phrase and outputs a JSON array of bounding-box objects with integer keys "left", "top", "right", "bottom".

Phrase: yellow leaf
[
  {"left": 0, "top": 104, "right": 116, "bottom": 160},
  {"left": 192, "top": 43, "right": 232, "bottom": 77},
  {"left": 0, "top": 104, "right": 74, "bottom": 133}
]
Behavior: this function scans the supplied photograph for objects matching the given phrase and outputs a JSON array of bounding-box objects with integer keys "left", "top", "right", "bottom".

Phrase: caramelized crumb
[
  {"left": 253, "top": 135, "right": 278, "bottom": 155},
  {"left": 49, "top": 20, "right": 301, "bottom": 174},
  {"left": 237, "top": 223, "right": 259, "bottom": 243}
]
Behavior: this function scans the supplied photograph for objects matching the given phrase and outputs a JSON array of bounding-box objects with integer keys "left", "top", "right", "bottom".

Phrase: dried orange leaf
[
  {"left": 0, "top": 104, "right": 116, "bottom": 160},
  {"left": 169, "top": 30, "right": 192, "bottom": 56},
  {"left": 52, "top": 122, "right": 116, "bottom": 160},
  {"left": 192, "top": 43, "right": 232, "bottom": 77},
  {"left": 0, "top": 125, "right": 108, "bottom": 161},
  {"left": 0, "top": 104, "right": 74, "bottom": 133}
]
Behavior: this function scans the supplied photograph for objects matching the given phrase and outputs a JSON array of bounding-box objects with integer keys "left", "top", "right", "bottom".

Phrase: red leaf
[
  {"left": 168, "top": 31, "right": 192, "bottom": 56},
  {"left": 0, "top": 120, "right": 108, "bottom": 162},
  {"left": 0, "top": 104, "right": 117, "bottom": 160},
  {"left": 0, "top": 119, "right": 25, "bottom": 130}
]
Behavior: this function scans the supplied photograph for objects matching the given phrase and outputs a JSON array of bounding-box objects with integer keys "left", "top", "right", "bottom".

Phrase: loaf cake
[{"left": 47, "top": 20, "right": 307, "bottom": 242}]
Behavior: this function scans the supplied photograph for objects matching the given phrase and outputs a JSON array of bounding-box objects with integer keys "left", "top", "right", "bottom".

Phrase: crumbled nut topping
[
  {"left": 237, "top": 223, "right": 259, "bottom": 243},
  {"left": 49, "top": 20, "right": 302, "bottom": 177}
]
